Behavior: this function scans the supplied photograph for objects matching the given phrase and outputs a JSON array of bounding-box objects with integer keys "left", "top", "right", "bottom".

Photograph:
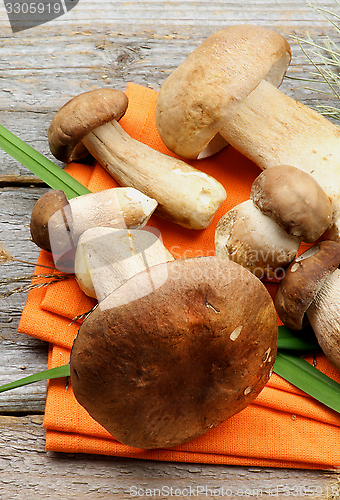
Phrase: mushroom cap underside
[{"left": 70, "top": 256, "right": 278, "bottom": 449}]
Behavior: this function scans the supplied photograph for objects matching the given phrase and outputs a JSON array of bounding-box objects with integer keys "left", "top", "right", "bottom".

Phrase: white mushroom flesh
[
  {"left": 48, "top": 187, "right": 158, "bottom": 270},
  {"left": 74, "top": 226, "right": 174, "bottom": 301},
  {"left": 215, "top": 200, "right": 300, "bottom": 279},
  {"left": 81, "top": 120, "right": 226, "bottom": 230}
]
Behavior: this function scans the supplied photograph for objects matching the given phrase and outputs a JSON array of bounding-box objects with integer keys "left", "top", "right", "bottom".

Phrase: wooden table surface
[{"left": 1, "top": 1, "right": 340, "bottom": 498}]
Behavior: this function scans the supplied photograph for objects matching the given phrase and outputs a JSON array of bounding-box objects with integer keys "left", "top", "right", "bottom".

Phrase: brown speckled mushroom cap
[
  {"left": 275, "top": 241, "right": 340, "bottom": 330},
  {"left": 48, "top": 88, "right": 128, "bottom": 163},
  {"left": 250, "top": 165, "right": 333, "bottom": 243},
  {"left": 156, "top": 25, "right": 291, "bottom": 159},
  {"left": 30, "top": 190, "right": 70, "bottom": 253},
  {"left": 70, "top": 256, "right": 278, "bottom": 449}
]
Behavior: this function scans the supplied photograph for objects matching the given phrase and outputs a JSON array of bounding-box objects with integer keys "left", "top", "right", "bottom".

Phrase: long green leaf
[
  {"left": 0, "top": 124, "right": 91, "bottom": 199},
  {"left": 277, "top": 325, "right": 319, "bottom": 351},
  {"left": 274, "top": 352, "right": 340, "bottom": 413},
  {"left": 0, "top": 364, "right": 70, "bottom": 393},
  {"left": 1, "top": 354, "right": 340, "bottom": 415}
]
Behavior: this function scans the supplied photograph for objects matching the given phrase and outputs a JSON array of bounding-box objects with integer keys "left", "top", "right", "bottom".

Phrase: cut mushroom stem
[
  {"left": 81, "top": 120, "right": 226, "bottom": 229},
  {"left": 48, "top": 88, "right": 226, "bottom": 230},
  {"left": 74, "top": 226, "right": 174, "bottom": 301},
  {"left": 275, "top": 241, "right": 340, "bottom": 372},
  {"left": 30, "top": 187, "right": 157, "bottom": 272},
  {"left": 155, "top": 25, "right": 340, "bottom": 240}
]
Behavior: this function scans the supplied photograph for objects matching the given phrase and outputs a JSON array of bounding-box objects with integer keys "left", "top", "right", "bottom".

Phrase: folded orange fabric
[{"left": 18, "top": 83, "right": 340, "bottom": 469}]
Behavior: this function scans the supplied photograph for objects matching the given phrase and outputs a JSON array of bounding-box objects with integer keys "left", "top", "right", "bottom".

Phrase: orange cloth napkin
[{"left": 18, "top": 83, "right": 340, "bottom": 469}]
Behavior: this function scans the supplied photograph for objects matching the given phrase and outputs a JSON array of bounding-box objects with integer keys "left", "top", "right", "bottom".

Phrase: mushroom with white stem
[
  {"left": 215, "top": 165, "right": 332, "bottom": 278},
  {"left": 250, "top": 165, "right": 333, "bottom": 243},
  {"left": 275, "top": 240, "right": 340, "bottom": 372},
  {"left": 30, "top": 187, "right": 157, "bottom": 272},
  {"left": 70, "top": 256, "right": 278, "bottom": 449},
  {"left": 215, "top": 199, "right": 301, "bottom": 279},
  {"left": 155, "top": 24, "right": 340, "bottom": 241},
  {"left": 48, "top": 88, "right": 226, "bottom": 230},
  {"left": 74, "top": 226, "right": 174, "bottom": 302}
]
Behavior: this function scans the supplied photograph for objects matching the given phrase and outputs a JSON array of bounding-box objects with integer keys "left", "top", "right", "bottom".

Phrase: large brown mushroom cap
[
  {"left": 48, "top": 88, "right": 128, "bottom": 163},
  {"left": 156, "top": 25, "right": 291, "bottom": 159},
  {"left": 250, "top": 165, "right": 333, "bottom": 243},
  {"left": 70, "top": 256, "right": 278, "bottom": 449},
  {"left": 275, "top": 241, "right": 340, "bottom": 330}
]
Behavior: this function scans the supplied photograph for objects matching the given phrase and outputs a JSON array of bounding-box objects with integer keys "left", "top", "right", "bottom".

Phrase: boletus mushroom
[
  {"left": 30, "top": 187, "right": 157, "bottom": 272},
  {"left": 70, "top": 256, "right": 278, "bottom": 449},
  {"left": 215, "top": 165, "right": 332, "bottom": 278},
  {"left": 215, "top": 199, "right": 301, "bottom": 279},
  {"left": 155, "top": 25, "right": 340, "bottom": 241},
  {"left": 275, "top": 241, "right": 340, "bottom": 371},
  {"left": 48, "top": 88, "right": 226, "bottom": 230},
  {"left": 250, "top": 165, "right": 333, "bottom": 243}
]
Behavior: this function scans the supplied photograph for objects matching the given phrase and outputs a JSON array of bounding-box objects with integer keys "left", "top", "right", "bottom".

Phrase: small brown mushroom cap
[
  {"left": 70, "top": 256, "right": 278, "bottom": 449},
  {"left": 48, "top": 88, "right": 128, "bottom": 163},
  {"left": 250, "top": 165, "right": 333, "bottom": 243},
  {"left": 30, "top": 190, "right": 70, "bottom": 253},
  {"left": 156, "top": 25, "right": 291, "bottom": 159},
  {"left": 275, "top": 240, "right": 340, "bottom": 330}
]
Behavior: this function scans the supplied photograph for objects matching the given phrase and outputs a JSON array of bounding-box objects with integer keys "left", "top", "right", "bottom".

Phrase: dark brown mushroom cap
[
  {"left": 250, "top": 165, "right": 333, "bottom": 243},
  {"left": 275, "top": 240, "right": 340, "bottom": 330},
  {"left": 30, "top": 190, "right": 70, "bottom": 253},
  {"left": 48, "top": 89, "right": 128, "bottom": 163},
  {"left": 70, "top": 256, "right": 278, "bottom": 449}
]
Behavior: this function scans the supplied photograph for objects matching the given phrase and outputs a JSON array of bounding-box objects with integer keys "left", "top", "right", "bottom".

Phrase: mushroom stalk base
[
  {"left": 220, "top": 79, "right": 340, "bottom": 241},
  {"left": 82, "top": 121, "right": 226, "bottom": 230}
]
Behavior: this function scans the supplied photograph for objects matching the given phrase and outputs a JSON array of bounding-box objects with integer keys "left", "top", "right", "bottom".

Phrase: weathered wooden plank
[
  {"left": 0, "top": 187, "right": 49, "bottom": 413},
  {"left": 0, "top": 0, "right": 340, "bottom": 489},
  {"left": 1, "top": 185, "right": 340, "bottom": 492},
  {"left": 0, "top": 415, "right": 339, "bottom": 500},
  {"left": 1, "top": 0, "right": 340, "bottom": 179}
]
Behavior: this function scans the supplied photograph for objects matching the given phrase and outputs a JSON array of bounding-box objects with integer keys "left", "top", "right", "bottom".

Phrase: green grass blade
[
  {"left": 0, "top": 364, "right": 70, "bottom": 393},
  {"left": 0, "top": 124, "right": 91, "bottom": 199},
  {"left": 2, "top": 354, "right": 340, "bottom": 416},
  {"left": 274, "top": 352, "right": 340, "bottom": 413},
  {"left": 277, "top": 325, "right": 319, "bottom": 351}
]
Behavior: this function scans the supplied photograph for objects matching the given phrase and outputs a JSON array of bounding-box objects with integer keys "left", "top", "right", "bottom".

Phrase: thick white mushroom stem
[
  {"left": 66, "top": 187, "right": 157, "bottom": 236},
  {"left": 306, "top": 268, "right": 340, "bottom": 372},
  {"left": 220, "top": 79, "right": 340, "bottom": 241},
  {"left": 74, "top": 227, "right": 174, "bottom": 302},
  {"left": 81, "top": 121, "right": 226, "bottom": 230},
  {"left": 215, "top": 200, "right": 300, "bottom": 279}
]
